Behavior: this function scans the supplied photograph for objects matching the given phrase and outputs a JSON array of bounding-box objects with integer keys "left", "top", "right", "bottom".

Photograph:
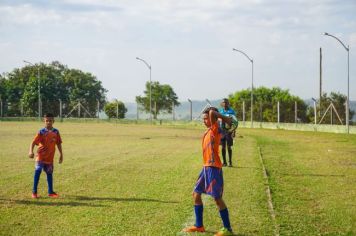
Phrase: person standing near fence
[{"left": 219, "top": 98, "right": 236, "bottom": 167}]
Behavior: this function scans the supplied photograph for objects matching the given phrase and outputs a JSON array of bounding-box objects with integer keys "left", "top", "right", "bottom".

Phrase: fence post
[
  {"left": 21, "top": 101, "right": 23, "bottom": 117},
  {"left": 243, "top": 101, "right": 245, "bottom": 125},
  {"left": 277, "top": 101, "right": 280, "bottom": 124},
  {"left": 78, "top": 102, "right": 81, "bottom": 118},
  {"left": 135, "top": 103, "right": 138, "bottom": 121},
  {"left": 59, "top": 99, "right": 62, "bottom": 121},
  {"left": 295, "top": 101, "right": 297, "bottom": 123},
  {"left": 188, "top": 99, "right": 192, "bottom": 121},
  {"left": 313, "top": 100, "right": 317, "bottom": 125},
  {"left": 0, "top": 99, "right": 2, "bottom": 117},
  {"left": 172, "top": 101, "right": 175, "bottom": 121},
  {"left": 116, "top": 102, "right": 119, "bottom": 119},
  {"left": 97, "top": 99, "right": 100, "bottom": 119}
]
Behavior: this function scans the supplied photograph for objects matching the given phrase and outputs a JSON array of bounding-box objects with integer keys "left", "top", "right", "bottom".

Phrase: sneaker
[
  {"left": 48, "top": 192, "right": 59, "bottom": 198},
  {"left": 183, "top": 225, "right": 205, "bottom": 233},
  {"left": 214, "top": 227, "right": 233, "bottom": 236},
  {"left": 31, "top": 193, "right": 39, "bottom": 199}
]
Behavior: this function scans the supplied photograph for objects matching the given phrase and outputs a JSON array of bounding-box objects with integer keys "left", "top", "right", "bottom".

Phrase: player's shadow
[
  {"left": 0, "top": 198, "right": 105, "bottom": 207},
  {"left": 67, "top": 195, "right": 179, "bottom": 204}
]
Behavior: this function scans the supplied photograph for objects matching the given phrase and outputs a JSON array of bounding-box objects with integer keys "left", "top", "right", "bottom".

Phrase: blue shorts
[
  {"left": 193, "top": 166, "right": 224, "bottom": 199},
  {"left": 35, "top": 161, "right": 54, "bottom": 174}
]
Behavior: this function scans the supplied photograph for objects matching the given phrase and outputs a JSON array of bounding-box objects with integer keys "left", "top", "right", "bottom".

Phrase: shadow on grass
[
  {"left": 225, "top": 166, "right": 260, "bottom": 170},
  {"left": 279, "top": 173, "right": 346, "bottom": 178},
  {"left": 0, "top": 198, "right": 105, "bottom": 207},
  {"left": 66, "top": 195, "right": 179, "bottom": 204},
  {"left": 177, "top": 231, "right": 247, "bottom": 236}
]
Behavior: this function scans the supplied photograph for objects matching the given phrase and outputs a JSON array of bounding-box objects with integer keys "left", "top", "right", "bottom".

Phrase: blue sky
[{"left": 0, "top": 0, "right": 355, "bottom": 102}]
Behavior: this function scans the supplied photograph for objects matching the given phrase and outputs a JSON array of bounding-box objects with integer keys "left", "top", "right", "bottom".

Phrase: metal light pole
[
  {"left": 24, "top": 60, "right": 41, "bottom": 120},
  {"left": 136, "top": 57, "right": 152, "bottom": 122},
  {"left": 233, "top": 48, "right": 254, "bottom": 127},
  {"left": 324, "top": 32, "right": 350, "bottom": 134}
]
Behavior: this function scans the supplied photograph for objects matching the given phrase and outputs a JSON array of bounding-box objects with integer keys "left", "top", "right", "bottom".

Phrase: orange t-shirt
[
  {"left": 33, "top": 128, "right": 62, "bottom": 164},
  {"left": 202, "top": 122, "right": 222, "bottom": 168}
]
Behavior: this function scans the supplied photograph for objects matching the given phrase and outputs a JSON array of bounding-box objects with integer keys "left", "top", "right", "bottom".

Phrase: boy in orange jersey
[
  {"left": 183, "top": 107, "right": 233, "bottom": 236},
  {"left": 28, "top": 113, "right": 63, "bottom": 198}
]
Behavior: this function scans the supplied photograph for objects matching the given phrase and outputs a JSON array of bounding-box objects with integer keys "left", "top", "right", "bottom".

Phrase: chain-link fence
[{"left": 0, "top": 99, "right": 354, "bottom": 128}]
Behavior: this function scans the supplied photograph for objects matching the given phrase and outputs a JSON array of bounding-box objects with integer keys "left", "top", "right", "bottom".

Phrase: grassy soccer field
[{"left": 0, "top": 121, "right": 355, "bottom": 235}]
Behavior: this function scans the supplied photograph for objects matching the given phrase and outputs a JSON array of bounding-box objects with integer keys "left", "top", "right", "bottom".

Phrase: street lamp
[
  {"left": 136, "top": 57, "right": 152, "bottom": 122},
  {"left": 232, "top": 48, "right": 254, "bottom": 127},
  {"left": 324, "top": 32, "right": 350, "bottom": 134},
  {"left": 23, "top": 60, "right": 41, "bottom": 120}
]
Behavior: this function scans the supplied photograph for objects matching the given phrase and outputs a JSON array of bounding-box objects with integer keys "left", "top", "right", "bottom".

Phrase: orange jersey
[
  {"left": 33, "top": 128, "right": 62, "bottom": 164},
  {"left": 202, "top": 122, "right": 222, "bottom": 168}
]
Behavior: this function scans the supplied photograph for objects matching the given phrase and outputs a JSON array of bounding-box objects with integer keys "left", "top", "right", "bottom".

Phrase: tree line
[
  {"left": 229, "top": 87, "right": 354, "bottom": 124},
  {"left": 0, "top": 61, "right": 353, "bottom": 123}
]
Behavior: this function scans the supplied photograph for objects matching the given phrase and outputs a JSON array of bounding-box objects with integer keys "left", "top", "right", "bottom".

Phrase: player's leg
[
  {"left": 221, "top": 137, "right": 227, "bottom": 166},
  {"left": 214, "top": 198, "right": 233, "bottom": 236},
  {"left": 44, "top": 164, "right": 58, "bottom": 197},
  {"left": 209, "top": 168, "right": 233, "bottom": 235},
  {"left": 183, "top": 169, "right": 206, "bottom": 232},
  {"left": 227, "top": 134, "right": 233, "bottom": 167},
  {"left": 32, "top": 162, "right": 43, "bottom": 198}
]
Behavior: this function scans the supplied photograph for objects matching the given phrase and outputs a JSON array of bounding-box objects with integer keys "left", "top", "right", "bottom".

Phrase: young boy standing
[
  {"left": 28, "top": 113, "right": 63, "bottom": 198},
  {"left": 183, "top": 107, "right": 233, "bottom": 236}
]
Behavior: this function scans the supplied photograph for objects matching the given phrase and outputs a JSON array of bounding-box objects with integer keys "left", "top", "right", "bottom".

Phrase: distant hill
[
  {"left": 123, "top": 99, "right": 356, "bottom": 121},
  {"left": 124, "top": 99, "right": 221, "bottom": 120}
]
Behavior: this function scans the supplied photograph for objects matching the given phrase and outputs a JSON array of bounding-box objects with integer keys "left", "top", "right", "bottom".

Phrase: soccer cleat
[
  {"left": 214, "top": 227, "right": 233, "bottom": 236},
  {"left": 228, "top": 164, "right": 233, "bottom": 167},
  {"left": 183, "top": 225, "right": 205, "bottom": 233},
  {"left": 31, "top": 193, "right": 39, "bottom": 199},
  {"left": 223, "top": 163, "right": 227, "bottom": 167},
  {"left": 48, "top": 192, "right": 59, "bottom": 198}
]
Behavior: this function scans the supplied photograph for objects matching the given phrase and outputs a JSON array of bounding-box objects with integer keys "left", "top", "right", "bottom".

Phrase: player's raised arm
[{"left": 208, "top": 108, "right": 232, "bottom": 126}]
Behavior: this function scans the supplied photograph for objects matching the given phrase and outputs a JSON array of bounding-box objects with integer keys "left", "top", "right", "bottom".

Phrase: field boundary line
[{"left": 258, "top": 147, "right": 280, "bottom": 236}]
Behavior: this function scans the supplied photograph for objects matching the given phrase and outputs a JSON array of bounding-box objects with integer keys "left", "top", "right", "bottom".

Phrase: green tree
[
  {"left": 104, "top": 99, "right": 127, "bottom": 119},
  {"left": 1, "top": 61, "right": 107, "bottom": 117},
  {"left": 229, "top": 86, "right": 309, "bottom": 123},
  {"left": 136, "top": 81, "right": 180, "bottom": 119}
]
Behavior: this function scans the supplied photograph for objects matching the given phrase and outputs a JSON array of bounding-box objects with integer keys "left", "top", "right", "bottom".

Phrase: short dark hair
[
  {"left": 222, "top": 98, "right": 229, "bottom": 103},
  {"left": 203, "top": 106, "right": 218, "bottom": 114},
  {"left": 44, "top": 113, "right": 54, "bottom": 118}
]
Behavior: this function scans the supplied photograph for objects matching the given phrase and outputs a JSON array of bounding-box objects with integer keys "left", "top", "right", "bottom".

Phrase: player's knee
[{"left": 193, "top": 192, "right": 202, "bottom": 204}]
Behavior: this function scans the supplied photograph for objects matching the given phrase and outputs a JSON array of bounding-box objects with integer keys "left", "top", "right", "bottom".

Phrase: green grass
[{"left": 0, "top": 122, "right": 355, "bottom": 235}]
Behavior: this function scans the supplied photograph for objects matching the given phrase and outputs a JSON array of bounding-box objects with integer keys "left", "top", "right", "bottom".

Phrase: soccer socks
[
  {"left": 194, "top": 205, "right": 204, "bottom": 227},
  {"left": 32, "top": 169, "right": 42, "bottom": 194},
  {"left": 219, "top": 208, "right": 232, "bottom": 230},
  {"left": 47, "top": 173, "right": 54, "bottom": 194}
]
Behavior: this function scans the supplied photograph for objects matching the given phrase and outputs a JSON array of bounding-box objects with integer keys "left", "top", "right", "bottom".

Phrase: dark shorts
[
  {"left": 193, "top": 166, "right": 224, "bottom": 199},
  {"left": 220, "top": 132, "right": 233, "bottom": 147},
  {"left": 35, "top": 161, "right": 54, "bottom": 174}
]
